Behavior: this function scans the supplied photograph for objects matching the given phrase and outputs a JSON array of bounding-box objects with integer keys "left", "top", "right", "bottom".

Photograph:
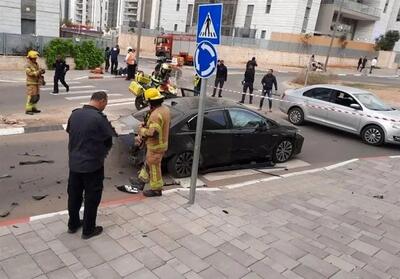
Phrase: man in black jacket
[
  {"left": 212, "top": 60, "right": 228, "bottom": 97},
  {"left": 110, "top": 45, "right": 120, "bottom": 75},
  {"left": 52, "top": 55, "right": 69, "bottom": 94},
  {"left": 240, "top": 64, "right": 256, "bottom": 104},
  {"left": 66, "top": 91, "right": 116, "bottom": 239},
  {"left": 259, "top": 69, "right": 278, "bottom": 112}
]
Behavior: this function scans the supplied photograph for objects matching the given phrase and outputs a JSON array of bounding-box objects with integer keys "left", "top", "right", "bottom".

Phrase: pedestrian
[
  {"left": 125, "top": 47, "right": 136, "bottom": 80},
  {"left": 66, "top": 91, "right": 116, "bottom": 239},
  {"left": 357, "top": 57, "right": 363, "bottom": 71},
  {"left": 259, "top": 69, "right": 278, "bottom": 112},
  {"left": 370, "top": 57, "right": 377, "bottom": 74},
  {"left": 104, "top": 47, "right": 111, "bottom": 72},
  {"left": 129, "top": 88, "right": 171, "bottom": 197},
  {"left": 25, "top": 50, "right": 45, "bottom": 115},
  {"left": 240, "top": 64, "right": 255, "bottom": 104},
  {"left": 110, "top": 44, "right": 120, "bottom": 75},
  {"left": 246, "top": 57, "right": 257, "bottom": 70},
  {"left": 360, "top": 56, "right": 367, "bottom": 73},
  {"left": 52, "top": 55, "right": 70, "bottom": 94},
  {"left": 193, "top": 74, "right": 201, "bottom": 96},
  {"left": 212, "top": 60, "right": 228, "bottom": 97}
]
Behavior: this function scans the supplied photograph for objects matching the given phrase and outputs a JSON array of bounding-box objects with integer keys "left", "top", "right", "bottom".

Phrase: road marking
[
  {"left": 43, "top": 81, "right": 81, "bottom": 86},
  {"left": 227, "top": 177, "right": 281, "bottom": 189},
  {"left": 281, "top": 168, "right": 325, "bottom": 177},
  {"left": 81, "top": 98, "right": 134, "bottom": 105},
  {"left": 175, "top": 177, "right": 206, "bottom": 188},
  {"left": 30, "top": 210, "right": 69, "bottom": 221},
  {"left": 50, "top": 89, "right": 108, "bottom": 96},
  {"left": 0, "top": 127, "right": 24, "bottom": 136},
  {"left": 389, "top": 155, "right": 400, "bottom": 159},
  {"left": 73, "top": 75, "right": 89, "bottom": 80},
  {"left": 0, "top": 79, "right": 23, "bottom": 83},
  {"left": 42, "top": 85, "right": 94, "bottom": 91},
  {"left": 106, "top": 102, "right": 135, "bottom": 107},
  {"left": 324, "top": 158, "right": 359, "bottom": 170},
  {"left": 65, "top": 93, "right": 122, "bottom": 100}
]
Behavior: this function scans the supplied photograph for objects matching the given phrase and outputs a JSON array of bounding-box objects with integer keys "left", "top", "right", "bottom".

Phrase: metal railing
[{"left": 321, "top": 0, "right": 381, "bottom": 18}]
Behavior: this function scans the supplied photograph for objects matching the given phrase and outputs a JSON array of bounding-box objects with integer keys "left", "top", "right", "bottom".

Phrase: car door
[
  {"left": 325, "top": 90, "right": 362, "bottom": 133},
  {"left": 186, "top": 109, "right": 233, "bottom": 168},
  {"left": 302, "top": 87, "right": 333, "bottom": 124},
  {"left": 227, "top": 108, "right": 279, "bottom": 163}
]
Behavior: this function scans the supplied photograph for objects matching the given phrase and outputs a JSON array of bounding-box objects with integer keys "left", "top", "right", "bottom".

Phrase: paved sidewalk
[{"left": 2, "top": 157, "right": 400, "bottom": 278}]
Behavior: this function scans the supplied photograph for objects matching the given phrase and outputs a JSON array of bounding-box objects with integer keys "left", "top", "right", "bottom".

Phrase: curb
[{"left": 0, "top": 124, "right": 66, "bottom": 136}]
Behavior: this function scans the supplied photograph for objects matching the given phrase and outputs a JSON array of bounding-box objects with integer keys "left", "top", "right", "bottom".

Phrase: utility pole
[
  {"left": 324, "top": 0, "right": 344, "bottom": 72},
  {"left": 136, "top": 0, "right": 145, "bottom": 68},
  {"left": 157, "top": 0, "right": 162, "bottom": 30}
]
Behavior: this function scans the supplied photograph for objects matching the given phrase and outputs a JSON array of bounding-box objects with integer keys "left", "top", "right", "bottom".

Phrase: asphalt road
[{"left": 1, "top": 61, "right": 400, "bottom": 220}]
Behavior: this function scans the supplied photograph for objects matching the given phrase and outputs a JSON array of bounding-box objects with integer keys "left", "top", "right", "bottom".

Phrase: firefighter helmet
[
  {"left": 144, "top": 88, "right": 164, "bottom": 101},
  {"left": 27, "top": 50, "right": 39, "bottom": 59}
]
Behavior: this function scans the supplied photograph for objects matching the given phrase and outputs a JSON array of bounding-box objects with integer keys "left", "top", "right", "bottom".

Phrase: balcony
[{"left": 321, "top": 0, "right": 380, "bottom": 21}]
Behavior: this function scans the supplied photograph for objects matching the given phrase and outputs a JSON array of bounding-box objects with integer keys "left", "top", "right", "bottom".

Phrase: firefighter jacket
[
  {"left": 25, "top": 60, "right": 42, "bottom": 85},
  {"left": 139, "top": 105, "right": 171, "bottom": 153}
]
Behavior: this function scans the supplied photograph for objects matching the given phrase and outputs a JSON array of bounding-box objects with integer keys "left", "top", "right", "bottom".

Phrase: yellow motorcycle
[{"left": 129, "top": 71, "right": 178, "bottom": 110}]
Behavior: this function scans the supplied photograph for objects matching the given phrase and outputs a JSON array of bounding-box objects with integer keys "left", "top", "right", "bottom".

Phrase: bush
[
  {"left": 374, "top": 30, "right": 400, "bottom": 51},
  {"left": 292, "top": 71, "right": 336, "bottom": 85},
  {"left": 44, "top": 39, "right": 103, "bottom": 70}
]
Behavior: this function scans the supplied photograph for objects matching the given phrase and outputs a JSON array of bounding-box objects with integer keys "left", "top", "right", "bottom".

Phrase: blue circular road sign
[{"left": 194, "top": 41, "right": 218, "bottom": 78}]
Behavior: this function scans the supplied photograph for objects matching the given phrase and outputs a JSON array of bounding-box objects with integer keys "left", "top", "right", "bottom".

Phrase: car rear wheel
[
  {"left": 273, "top": 140, "right": 294, "bottom": 163},
  {"left": 361, "top": 125, "right": 385, "bottom": 146},
  {"left": 168, "top": 152, "right": 193, "bottom": 178},
  {"left": 288, "top": 107, "right": 304, "bottom": 125}
]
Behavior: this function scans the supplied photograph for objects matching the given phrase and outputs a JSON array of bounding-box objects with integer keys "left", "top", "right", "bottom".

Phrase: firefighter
[
  {"left": 152, "top": 63, "right": 172, "bottom": 92},
  {"left": 193, "top": 74, "right": 201, "bottom": 96},
  {"left": 25, "top": 50, "right": 45, "bottom": 115},
  {"left": 131, "top": 88, "right": 171, "bottom": 197}
]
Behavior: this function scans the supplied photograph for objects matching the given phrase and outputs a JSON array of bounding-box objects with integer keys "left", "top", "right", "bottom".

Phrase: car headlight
[{"left": 392, "top": 125, "right": 400, "bottom": 129}]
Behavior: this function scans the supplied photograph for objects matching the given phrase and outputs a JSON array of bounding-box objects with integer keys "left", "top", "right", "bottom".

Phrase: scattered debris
[
  {"left": 373, "top": 195, "right": 384, "bottom": 199},
  {"left": 58, "top": 196, "right": 61, "bottom": 199},
  {"left": 18, "top": 152, "right": 42, "bottom": 157},
  {"left": 0, "top": 202, "right": 18, "bottom": 218},
  {"left": 21, "top": 177, "right": 44, "bottom": 185},
  {"left": 116, "top": 185, "right": 139, "bottom": 194},
  {"left": 0, "top": 115, "right": 21, "bottom": 125},
  {"left": 105, "top": 176, "right": 112, "bottom": 180},
  {"left": 142, "top": 234, "right": 147, "bottom": 237},
  {"left": 9, "top": 166, "right": 15, "bottom": 169},
  {"left": 0, "top": 174, "right": 12, "bottom": 179},
  {"left": 222, "top": 210, "right": 229, "bottom": 214},
  {"left": 348, "top": 168, "right": 353, "bottom": 171},
  {"left": 32, "top": 195, "right": 48, "bottom": 201},
  {"left": 118, "top": 171, "right": 124, "bottom": 175},
  {"left": 56, "top": 180, "right": 62, "bottom": 184},
  {"left": 19, "top": 160, "right": 54, "bottom": 165}
]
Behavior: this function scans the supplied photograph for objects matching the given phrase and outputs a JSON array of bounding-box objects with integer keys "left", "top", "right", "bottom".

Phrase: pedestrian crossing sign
[{"left": 196, "top": 3, "right": 223, "bottom": 45}]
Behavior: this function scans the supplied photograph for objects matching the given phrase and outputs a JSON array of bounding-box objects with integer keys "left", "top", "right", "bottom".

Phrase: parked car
[
  {"left": 118, "top": 97, "right": 304, "bottom": 178},
  {"left": 280, "top": 84, "right": 400, "bottom": 146}
]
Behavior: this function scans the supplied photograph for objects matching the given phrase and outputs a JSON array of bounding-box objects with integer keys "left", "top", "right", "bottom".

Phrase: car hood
[
  {"left": 113, "top": 114, "right": 141, "bottom": 136},
  {"left": 372, "top": 109, "right": 400, "bottom": 121},
  {"left": 280, "top": 125, "right": 298, "bottom": 132}
]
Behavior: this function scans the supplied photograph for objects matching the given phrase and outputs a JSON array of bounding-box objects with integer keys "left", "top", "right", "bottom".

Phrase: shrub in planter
[
  {"left": 43, "top": 39, "right": 74, "bottom": 69},
  {"left": 292, "top": 71, "right": 336, "bottom": 85},
  {"left": 74, "top": 41, "right": 103, "bottom": 70}
]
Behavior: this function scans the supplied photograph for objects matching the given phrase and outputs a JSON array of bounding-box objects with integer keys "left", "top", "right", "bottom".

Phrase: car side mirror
[
  {"left": 350, "top": 104, "right": 361, "bottom": 110},
  {"left": 256, "top": 123, "right": 268, "bottom": 132}
]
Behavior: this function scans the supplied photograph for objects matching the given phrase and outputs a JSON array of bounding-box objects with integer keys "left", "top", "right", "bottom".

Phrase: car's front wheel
[
  {"left": 361, "top": 125, "right": 385, "bottom": 146},
  {"left": 273, "top": 140, "right": 294, "bottom": 163},
  {"left": 288, "top": 107, "right": 304, "bottom": 125},
  {"left": 168, "top": 152, "right": 194, "bottom": 178}
]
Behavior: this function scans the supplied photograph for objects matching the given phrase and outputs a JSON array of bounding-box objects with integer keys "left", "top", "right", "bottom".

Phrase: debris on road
[
  {"left": 19, "top": 160, "right": 54, "bottom": 165},
  {"left": 373, "top": 194, "right": 384, "bottom": 199},
  {"left": 0, "top": 202, "right": 18, "bottom": 218},
  {"left": 9, "top": 166, "right": 15, "bottom": 169},
  {"left": 18, "top": 152, "right": 43, "bottom": 157},
  {"left": 116, "top": 185, "right": 139, "bottom": 194},
  {"left": 21, "top": 177, "right": 44, "bottom": 185},
  {"left": 105, "top": 176, "right": 112, "bottom": 180},
  {"left": 32, "top": 195, "right": 48, "bottom": 201},
  {"left": 222, "top": 210, "right": 229, "bottom": 214},
  {"left": 0, "top": 174, "right": 12, "bottom": 179}
]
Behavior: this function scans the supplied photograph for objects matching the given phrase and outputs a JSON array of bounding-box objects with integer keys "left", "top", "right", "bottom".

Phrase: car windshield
[{"left": 356, "top": 93, "right": 392, "bottom": 111}]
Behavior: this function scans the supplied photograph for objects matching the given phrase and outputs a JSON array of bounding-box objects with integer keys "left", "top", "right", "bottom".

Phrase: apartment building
[
  {"left": 69, "top": 0, "right": 109, "bottom": 30},
  {"left": 0, "top": 0, "right": 60, "bottom": 36}
]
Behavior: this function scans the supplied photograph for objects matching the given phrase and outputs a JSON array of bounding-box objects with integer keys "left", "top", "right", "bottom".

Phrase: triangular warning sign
[{"left": 199, "top": 13, "right": 217, "bottom": 39}]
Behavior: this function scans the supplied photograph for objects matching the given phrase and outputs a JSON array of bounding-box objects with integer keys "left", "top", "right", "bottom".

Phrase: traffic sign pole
[{"left": 189, "top": 78, "right": 207, "bottom": 204}]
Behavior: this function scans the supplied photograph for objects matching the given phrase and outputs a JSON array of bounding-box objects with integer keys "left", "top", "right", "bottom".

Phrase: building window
[
  {"left": 261, "top": 30, "right": 266, "bottom": 39},
  {"left": 383, "top": 0, "right": 389, "bottom": 13},
  {"left": 174, "top": 24, "right": 178, "bottom": 31},
  {"left": 244, "top": 5, "right": 254, "bottom": 28},
  {"left": 301, "top": 0, "right": 312, "bottom": 33},
  {"left": 266, "top": 0, "right": 272, "bottom": 14},
  {"left": 176, "top": 0, "right": 180, "bottom": 11}
]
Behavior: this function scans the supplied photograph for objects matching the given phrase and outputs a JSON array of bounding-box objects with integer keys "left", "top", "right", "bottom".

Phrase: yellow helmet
[
  {"left": 27, "top": 50, "right": 39, "bottom": 59},
  {"left": 144, "top": 88, "right": 164, "bottom": 101}
]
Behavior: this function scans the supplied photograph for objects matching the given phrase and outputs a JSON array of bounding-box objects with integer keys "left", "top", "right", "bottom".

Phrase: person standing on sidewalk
[
  {"left": 360, "top": 56, "right": 368, "bottom": 73},
  {"left": 104, "top": 47, "right": 111, "bottom": 72},
  {"left": 357, "top": 57, "right": 363, "bottom": 71},
  {"left": 25, "top": 50, "right": 45, "bottom": 115},
  {"left": 212, "top": 60, "right": 228, "bottom": 97},
  {"left": 246, "top": 57, "right": 257, "bottom": 70},
  {"left": 240, "top": 64, "right": 256, "bottom": 104},
  {"left": 125, "top": 47, "right": 136, "bottom": 80},
  {"left": 259, "top": 69, "right": 278, "bottom": 112},
  {"left": 52, "top": 55, "right": 69, "bottom": 94},
  {"left": 370, "top": 57, "right": 378, "bottom": 74},
  {"left": 66, "top": 91, "right": 116, "bottom": 239},
  {"left": 110, "top": 45, "right": 120, "bottom": 75}
]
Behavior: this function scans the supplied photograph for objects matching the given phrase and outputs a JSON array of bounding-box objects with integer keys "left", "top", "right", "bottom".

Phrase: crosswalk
[{"left": 43, "top": 80, "right": 135, "bottom": 108}]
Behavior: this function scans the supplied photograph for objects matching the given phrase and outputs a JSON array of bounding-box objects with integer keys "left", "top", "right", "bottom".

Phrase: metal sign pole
[{"left": 189, "top": 78, "right": 208, "bottom": 204}]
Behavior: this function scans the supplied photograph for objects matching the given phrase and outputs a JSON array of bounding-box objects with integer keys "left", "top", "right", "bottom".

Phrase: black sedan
[{"left": 118, "top": 97, "right": 304, "bottom": 178}]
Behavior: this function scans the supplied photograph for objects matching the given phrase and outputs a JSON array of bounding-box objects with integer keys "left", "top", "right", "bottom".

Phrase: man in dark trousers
[
  {"left": 212, "top": 60, "right": 227, "bottom": 97},
  {"left": 66, "top": 91, "right": 116, "bottom": 239},
  {"left": 104, "top": 47, "right": 111, "bottom": 72},
  {"left": 240, "top": 64, "right": 256, "bottom": 104},
  {"left": 52, "top": 55, "right": 69, "bottom": 94},
  {"left": 110, "top": 45, "right": 120, "bottom": 75},
  {"left": 259, "top": 69, "right": 278, "bottom": 112},
  {"left": 357, "top": 57, "right": 362, "bottom": 71},
  {"left": 360, "top": 56, "right": 368, "bottom": 73}
]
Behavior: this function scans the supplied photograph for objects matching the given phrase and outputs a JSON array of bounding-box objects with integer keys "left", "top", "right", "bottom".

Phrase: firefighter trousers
[{"left": 138, "top": 151, "right": 164, "bottom": 190}]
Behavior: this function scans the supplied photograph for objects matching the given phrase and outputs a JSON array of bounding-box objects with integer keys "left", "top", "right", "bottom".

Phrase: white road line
[
  {"left": 30, "top": 210, "right": 69, "bottom": 221},
  {"left": 281, "top": 168, "right": 325, "bottom": 177},
  {"left": 43, "top": 81, "right": 81, "bottom": 86},
  {"left": 65, "top": 93, "right": 122, "bottom": 100},
  {"left": 50, "top": 89, "right": 108, "bottom": 96},
  {"left": 226, "top": 176, "right": 281, "bottom": 189},
  {"left": 389, "top": 155, "right": 400, "bottom": 159},
  {"left": 0, "top": 79, "right": 23, "bottom": 83},
  {"left": 42, "top": 85, "right": 94, "bottom": 91},
  {"left": 73, "top": 76, "right": 89, "bottom": 80},
  {"left": 0, "top": 127, "right": 24, "bottom": 136},
  {"left": 81, "top": 98, "right": 134, "bottom": 105},
  {"left": 106, "top": 102, "right": 135, "bottom": 107},
  {"left": 323, "top": 158, "right": 359, "bottom": 170}
]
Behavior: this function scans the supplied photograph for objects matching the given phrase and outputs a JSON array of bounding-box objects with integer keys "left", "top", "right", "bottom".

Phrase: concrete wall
[
  {"left": 377, "top": 50, "right": 398, "bottom": 69},
  {"left": 36, "top": 0, "right": 60, "bottom": 37},
  {"left": 0, "top": 56, "right": 75, "bottom": 71},
  {"left": 0, "top": 0, "right": 21, "bottom": 34}
]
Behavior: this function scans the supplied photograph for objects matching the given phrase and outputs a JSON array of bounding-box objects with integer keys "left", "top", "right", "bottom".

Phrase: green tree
[
  {"left": 74, "top": 40, "right": 104, "bottom": 70},
  {"left": 375, "top": 30, "right": 400, "bottom": 51},
  {"left": 43, "top": 39, "right": 75, "bottom": 69}
]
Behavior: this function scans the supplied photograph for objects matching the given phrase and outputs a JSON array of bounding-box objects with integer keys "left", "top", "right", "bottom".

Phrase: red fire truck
[{"left": 155, "top": 34, "right": 196, "bottom": 66}]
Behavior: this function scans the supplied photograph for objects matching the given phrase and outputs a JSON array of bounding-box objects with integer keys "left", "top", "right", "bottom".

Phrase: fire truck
[{"left": 155, "top": 34, "right": 196, "bottom": 66}]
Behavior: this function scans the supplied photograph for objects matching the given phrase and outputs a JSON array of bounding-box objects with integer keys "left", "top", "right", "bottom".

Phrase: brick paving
[{"left": 1, "top": 157, "right": 400, "bottom": 278}]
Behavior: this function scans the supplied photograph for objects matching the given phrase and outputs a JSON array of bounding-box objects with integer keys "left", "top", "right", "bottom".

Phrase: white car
[{"left": 280, "top": 84, "right": 400, "bottom": 146}]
